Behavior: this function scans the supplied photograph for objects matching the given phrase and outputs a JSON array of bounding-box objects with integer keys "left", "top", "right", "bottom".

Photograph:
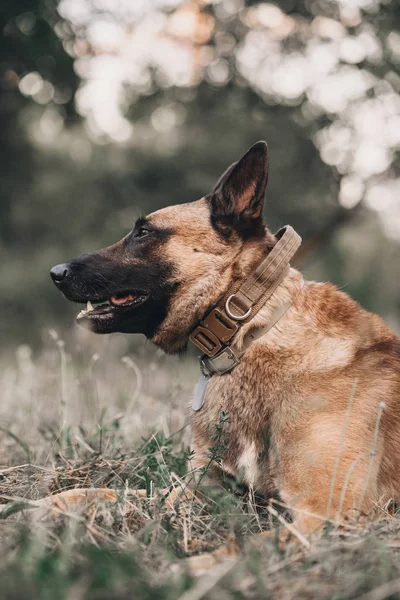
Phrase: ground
[{"left": 1, "top": 331, "right": 400, "bottom": 599}]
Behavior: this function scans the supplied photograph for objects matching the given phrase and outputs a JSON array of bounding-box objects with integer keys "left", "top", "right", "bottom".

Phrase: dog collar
[
  {"left": 200, "top": 295, "right": 299, "bottom": 376},
  {"left": 191, "top": 293, "right": 302, "bottom": 410},
  {"left": 190, "top": 225, "right": 302, "bottom": 411},
  {"left": 190, "top": 225, "right": 302, "bottom": 360}
]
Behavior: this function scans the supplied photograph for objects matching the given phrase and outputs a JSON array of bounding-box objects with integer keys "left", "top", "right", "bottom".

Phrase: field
[{"left": 1, "top": 331, "right": 400, "bottom": 600}]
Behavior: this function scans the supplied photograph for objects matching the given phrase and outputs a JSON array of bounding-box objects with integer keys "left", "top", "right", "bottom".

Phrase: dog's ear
[{"left": 210, "top": 141, "right": 269, "bottom": 232}]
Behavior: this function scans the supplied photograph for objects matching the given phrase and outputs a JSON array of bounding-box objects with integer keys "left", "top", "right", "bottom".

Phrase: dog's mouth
[{"left": 76, "top": 291, "right": 149, "bottom": 323}]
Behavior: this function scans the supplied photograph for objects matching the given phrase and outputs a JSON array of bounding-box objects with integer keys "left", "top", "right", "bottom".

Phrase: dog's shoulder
[
  {"left": 297, "top": 281, "right": 400, "bottom": 379},
  {"left": 300, "top": 280, "right": 392, "bottom": 341},
  {"left": 250, "top": 278, "right": 399, "bottom": 378}
]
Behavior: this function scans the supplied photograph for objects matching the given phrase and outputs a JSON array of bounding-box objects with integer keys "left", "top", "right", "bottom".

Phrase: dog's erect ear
[{"left": 210, "top": 141, "right": 269, "bottom": 230}]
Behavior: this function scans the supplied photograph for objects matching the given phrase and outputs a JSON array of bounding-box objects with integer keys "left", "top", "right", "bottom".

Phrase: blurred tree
[
  {"left": 0, "top": 0, "right": 79, "bottom": 343},
  {"left": 0, "top": 0, "right": 399, "bottom": 347},
  {"left": 0, "top": 0, "right": 77, "bottom": 241}
]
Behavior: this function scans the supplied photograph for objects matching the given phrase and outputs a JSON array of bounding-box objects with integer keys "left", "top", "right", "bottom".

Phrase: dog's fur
[{"left": 50, "top": 141, "right": 400, "bottom": 550}]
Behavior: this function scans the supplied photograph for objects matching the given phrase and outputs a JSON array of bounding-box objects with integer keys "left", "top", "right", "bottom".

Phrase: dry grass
[{"left": 1, "top": 332, "right": 400, "bottom": 599}]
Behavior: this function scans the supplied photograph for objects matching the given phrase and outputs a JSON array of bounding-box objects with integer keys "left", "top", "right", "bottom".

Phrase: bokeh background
[{"left": 1, "top": 0, "right": 400, "bottom": 349}]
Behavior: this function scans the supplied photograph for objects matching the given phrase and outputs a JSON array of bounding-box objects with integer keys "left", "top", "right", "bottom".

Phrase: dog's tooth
[{"left": 87, "top": 301, "right": 94, "bottom": 312}]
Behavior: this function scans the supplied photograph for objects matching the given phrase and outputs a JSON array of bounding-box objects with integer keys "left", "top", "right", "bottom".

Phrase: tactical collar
[{"left": 190, "top": 225, "right": 302, "bottom": 379}]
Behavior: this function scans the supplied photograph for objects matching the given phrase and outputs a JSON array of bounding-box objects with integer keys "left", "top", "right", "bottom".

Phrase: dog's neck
[{"left": 151, "top": 227, "right": 302, "bottom": 355}]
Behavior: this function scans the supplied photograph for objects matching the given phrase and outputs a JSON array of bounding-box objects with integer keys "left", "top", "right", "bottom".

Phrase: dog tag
[{"left": 192, "top": 374, "right": 210, "bottom": 411}]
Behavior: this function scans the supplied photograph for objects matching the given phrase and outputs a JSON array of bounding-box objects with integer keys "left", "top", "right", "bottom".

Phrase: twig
[
  {"left": 0, "top": 464, "right": 53, "bottom": 475},
  {"left": 121, "top": 356, "right": 143, "bottom": 416},
  {"left": 0, "top": 493, "right": 40, "bottom": 504}
]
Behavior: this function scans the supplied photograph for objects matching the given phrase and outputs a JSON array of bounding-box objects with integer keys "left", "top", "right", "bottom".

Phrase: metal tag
[{"left": 192, "top": 374, "right": 210, "bottom": 411}]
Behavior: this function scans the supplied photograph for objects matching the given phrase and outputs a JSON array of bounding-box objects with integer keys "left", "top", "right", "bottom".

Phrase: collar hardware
[
  {"left": 190, "top": 306, "right": 240, "bottom": 357},
  {"left": 225, "top": 295, "right": 252, "bottom": 321},
  {"left": 201, "top": 346, "right": 240, "bottom": 376},
  {"left": 190, "top": 325, "right": 223, "bottom": 357},
  {"left": 203, "top": 307, "right": 239, "bottom": 342}
]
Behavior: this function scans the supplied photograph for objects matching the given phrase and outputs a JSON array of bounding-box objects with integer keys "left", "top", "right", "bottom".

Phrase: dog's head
[{"left": 50, "top": 141, "right": 276, "bottom": 353}]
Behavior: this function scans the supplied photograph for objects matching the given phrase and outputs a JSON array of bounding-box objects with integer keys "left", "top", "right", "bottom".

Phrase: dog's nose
[{"left": 50, "top": 263, "right": 70, "bottom": 284}]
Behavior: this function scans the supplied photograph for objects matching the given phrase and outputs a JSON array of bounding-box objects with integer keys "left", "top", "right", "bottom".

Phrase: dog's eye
[{"left": 135, "top": 227, "right": 152, "bottom": 239}]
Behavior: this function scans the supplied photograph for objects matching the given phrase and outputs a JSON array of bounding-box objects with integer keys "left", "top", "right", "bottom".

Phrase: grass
[{"left": 1, "top": 332, "right": 400, "bottom": 599}]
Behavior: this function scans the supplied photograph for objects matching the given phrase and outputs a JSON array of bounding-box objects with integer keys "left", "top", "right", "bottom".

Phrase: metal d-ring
[{"left": 225, "top": 295, "right": 252, "bottom": 321}]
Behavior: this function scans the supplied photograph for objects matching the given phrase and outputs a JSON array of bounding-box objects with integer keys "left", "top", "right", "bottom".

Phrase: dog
[{"left": 49, "top": 141, "right": 400, "bottom": 565}]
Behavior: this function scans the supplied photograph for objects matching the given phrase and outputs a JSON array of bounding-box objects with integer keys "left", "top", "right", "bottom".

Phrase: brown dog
[{"left": 49, "top": 141, "right": 400, "bottom": 558}]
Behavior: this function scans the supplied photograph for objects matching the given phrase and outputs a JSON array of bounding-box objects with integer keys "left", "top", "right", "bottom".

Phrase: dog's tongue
[{"left": 111, "top": 294, "right": 136, "bottom": 306}]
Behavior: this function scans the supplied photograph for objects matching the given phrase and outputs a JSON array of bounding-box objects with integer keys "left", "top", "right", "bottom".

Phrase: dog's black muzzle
[{"left": 49, "top": 252, "right": 174, "bottom": 337}]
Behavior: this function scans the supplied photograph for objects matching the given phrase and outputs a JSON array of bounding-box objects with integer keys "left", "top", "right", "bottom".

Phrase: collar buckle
[
  {"left": 190, "top": 326, "right": 223, "bottom": 357},
  {"left": 190, "top": 308, "right": 239, "bottom": 356},
  {"left": 201, "top": 346, "right": 240, "bottom": 376}
]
